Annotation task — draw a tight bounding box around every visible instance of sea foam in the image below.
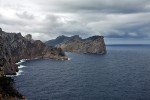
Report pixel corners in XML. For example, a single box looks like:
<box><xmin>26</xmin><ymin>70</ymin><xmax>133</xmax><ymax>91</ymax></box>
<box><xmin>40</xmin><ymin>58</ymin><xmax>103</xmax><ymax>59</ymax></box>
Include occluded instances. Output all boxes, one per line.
<box><xmin>15</xmin><ymin>59</ymin><xmax>28</xmax><ymax>76</ymax></box>
<box><xmin>16</xmin><ymin>69</ymin><xmax>23</xmax><ymax>76</ymax></box>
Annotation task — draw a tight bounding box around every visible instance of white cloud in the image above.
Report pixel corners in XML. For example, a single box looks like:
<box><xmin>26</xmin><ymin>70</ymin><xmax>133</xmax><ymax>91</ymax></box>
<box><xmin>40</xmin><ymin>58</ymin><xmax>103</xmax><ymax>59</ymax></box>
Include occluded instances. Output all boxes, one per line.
<box><xmin>0</xmin><ymin>0</ymin><xmax>150</xmax><ymax>44</ymax></box>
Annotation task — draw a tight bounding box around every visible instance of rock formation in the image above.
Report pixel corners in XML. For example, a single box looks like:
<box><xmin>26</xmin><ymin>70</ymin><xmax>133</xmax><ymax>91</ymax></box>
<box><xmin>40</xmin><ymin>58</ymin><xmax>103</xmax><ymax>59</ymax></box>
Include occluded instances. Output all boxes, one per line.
<box><xmin>48</xmin><ymin>35</ymin><xmax>107</xmax><ymax>54</ymax></box>
<box><xmin>0</xmin><ymin>28</ymin><xmax>68</xmax><ymax>75</ymax></box>
<box><xmin>45</xmin><ymin>35</ymin><xmax>70</xmax><ymax>46</ymax></box>
<box><xmin>0</xmin><ymin>28</ymin><xmax>2</xmax><ymax>32</ymax></box>
<box><xmin>24</xmin><ymin>34</ymin><xmax>32</xmax><ymax>41</ymax></box>
<box><xmin>0</xmin><ymin>76</ymin><xmax>26</xmax><ymax>100</ymax></box>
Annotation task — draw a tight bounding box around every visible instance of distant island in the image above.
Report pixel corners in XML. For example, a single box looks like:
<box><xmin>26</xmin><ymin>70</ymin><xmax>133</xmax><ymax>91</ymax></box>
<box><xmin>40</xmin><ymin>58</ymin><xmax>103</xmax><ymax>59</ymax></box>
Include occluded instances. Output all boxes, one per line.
<box><xmin>46</xmin><ymin>35</ymin><xmax>106</xmax><ymax>54</ymax></box>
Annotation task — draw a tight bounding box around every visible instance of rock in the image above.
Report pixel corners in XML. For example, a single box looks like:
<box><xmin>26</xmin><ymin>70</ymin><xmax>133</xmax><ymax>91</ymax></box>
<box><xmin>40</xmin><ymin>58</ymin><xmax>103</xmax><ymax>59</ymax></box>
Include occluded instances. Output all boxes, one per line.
<box><xmin>24</xmin><ymin>34</ymin><xmax>32</xmax><ymax>41</ymax></box>
<box><xmin>45</xmin><ymin>35</ymin><xmax>70</xmax><ymax>46</ymax></box>
<box><xmin>0</xmin><ymin>76</ymin><xmax>26</xmax><ymax>100</ymax></box>
<box><xmin>0</xmin><ymin>28</ymin><xmax>68</xmax><ymax>75</ymax></box>
<box><xmin>0</xmin><ymin>28</ymin><xmax>2</xmax><ymax>32</ymax></box>
<box><xmin>55</xmin><ymin>35</ymin><xmax>106</xmax><ymax>54</ymax></box>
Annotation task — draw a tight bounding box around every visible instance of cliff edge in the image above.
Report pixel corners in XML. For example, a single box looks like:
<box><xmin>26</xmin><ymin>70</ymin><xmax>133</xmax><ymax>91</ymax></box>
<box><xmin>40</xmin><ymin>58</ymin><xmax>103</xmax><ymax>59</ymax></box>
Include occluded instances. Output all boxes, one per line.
<box><xmin>0</xmin><ymin>28</ymin><xmax>68</xmax><ymax>75</ymax></box>
<box><xmin>0</xmin><ymin>28</ymin><xmax>68</xmax><ymax>100</ymax></box>
<box><xmin>0</xmin><ymin>76</ymin><xmax>26</xmax><ymax>100</ymax></box>
<box><xmin>55</xmin><ymin>35</ymin><xmax>106</xmax><ymax>54</ymax></box>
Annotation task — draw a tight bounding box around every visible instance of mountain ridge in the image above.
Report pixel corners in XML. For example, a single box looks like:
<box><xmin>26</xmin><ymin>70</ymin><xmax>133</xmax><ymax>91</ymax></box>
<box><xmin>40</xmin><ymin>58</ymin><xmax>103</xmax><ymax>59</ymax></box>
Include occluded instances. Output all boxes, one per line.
<box><xmin>46</xmin><ymin>35</ymin><xmax>106</xmax><ymax>54</ymax></box>
<box><xmin>0</xmin><ymin>28</ymin><xmax>68</xmax><ymax>75</ymax></box>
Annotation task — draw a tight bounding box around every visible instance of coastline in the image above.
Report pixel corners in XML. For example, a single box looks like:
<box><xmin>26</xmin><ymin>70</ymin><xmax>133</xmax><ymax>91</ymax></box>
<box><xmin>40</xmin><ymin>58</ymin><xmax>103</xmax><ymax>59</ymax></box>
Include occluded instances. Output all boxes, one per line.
<box><xmin>15</xmin><ymin>57</ymin><xmax>68</xmax><ymax>76</ymax></box>
<box><xmin>1</xmin><ymin>57</ymin><xmax>69</xmax><ymax>100</ymax></box>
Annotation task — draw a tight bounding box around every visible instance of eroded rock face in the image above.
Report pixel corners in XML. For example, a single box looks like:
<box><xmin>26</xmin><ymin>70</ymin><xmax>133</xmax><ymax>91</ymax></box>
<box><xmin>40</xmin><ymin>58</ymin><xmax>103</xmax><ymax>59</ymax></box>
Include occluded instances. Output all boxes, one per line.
<box><xmin>0</xmin><ymin>28</ymin><xmax>68</xmax><ymax>75</ymax></box>
<box><xmin>45</xmin><ymin>35</ymin><xmax>70</xmax><ymax>46</ymax></box>
<box><xmin>56</xmin><ymin>35</ymin><xmax>106</xmax><ymax>54</ymax></box>
<box><xmin>0</xmin><ymin>28</ymin><xmax>2</xmax><ymax>32</ymax></box>
<box><xmin>24</xmin><ymin>34</ymin><xmax>32</xmax><ymax>41</ymax></box>
<box><xmin>0</xmin><ymin>77</ymin><xmax>26</xmax><ymax>100</ymax></box>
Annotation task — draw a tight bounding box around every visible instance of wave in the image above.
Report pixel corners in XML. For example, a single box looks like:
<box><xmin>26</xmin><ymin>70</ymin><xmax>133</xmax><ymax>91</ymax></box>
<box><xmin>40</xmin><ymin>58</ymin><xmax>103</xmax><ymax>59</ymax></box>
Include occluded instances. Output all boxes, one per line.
<box><xmin>6</xmin><ymin>70</ymin><xmax>24</xmax><ymax>77</ymax></box>
<box><xmin>15</xmin><ymin>59</ymin><xmax>28</xmax><ymax>76</ymax></box>
<box><xmin>16</xmin><ymin>65</ymin><xmax>27</xmax><ymax>76</ymax></box>
<box><xmin>18</xmin><ymin>65</ymin><xmax>26</xmax><ymax>69</ymax></box>
<box><xmin>16</xmin><ymin>69</ymin><xmax>23</xmax><ymax>76</ymax></box>
<box><xmin>16</xmin><ymin>59</ymin><xmax>29</xmax><ymax>65</ymax></box>
<box><xmin>15</xmin><ymin>66</ymin><xmax>26</xmax><ymax>76</ymax></box>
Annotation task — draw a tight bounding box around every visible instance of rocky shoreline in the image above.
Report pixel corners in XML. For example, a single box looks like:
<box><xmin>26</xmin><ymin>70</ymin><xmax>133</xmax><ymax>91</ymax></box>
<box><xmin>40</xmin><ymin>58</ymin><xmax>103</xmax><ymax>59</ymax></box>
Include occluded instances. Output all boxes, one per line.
<box><xmin>46</xmin><ymin>35</ymin><xmax>107</xmax><ymax>54</ymax></box>
<box><xmin>0</xmin><ymin>28</ymin><xmax>68</xmax><ymax>75</ymax></box>
<box><xmin>0</xmin><ymin>76</ymin><xmax>26</xmax><ymax>100</ymax></box>
<box><xmin>0</xmin><ymin>28</ymin><xmax>106</xmax><ymax>100</ymax></box>
<box><xmin>0</xmin><ymin>28</ymin><xmax>68</xmax><ymax>100</ymax></box>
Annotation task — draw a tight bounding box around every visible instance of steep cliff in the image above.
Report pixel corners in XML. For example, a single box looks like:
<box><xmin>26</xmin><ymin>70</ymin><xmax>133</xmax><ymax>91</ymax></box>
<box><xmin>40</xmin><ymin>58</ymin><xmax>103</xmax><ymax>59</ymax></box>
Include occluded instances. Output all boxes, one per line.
<box><xmin>45</xmin><ymin>35</ymin><xmax>69</xmax><ymax>46</ymax></box>
<box><xmin>56</xmin><ymin>35</ymin><xmax>106</xmax><ymax>54</ymax></box>
<box><xmin>0</xmin><ymin>28</ymin><xmax>68</xmax><ymax>75</ymax></box>
<box><xmin>0</xmin><ymin>76</ymin><xmax>26</xmax><ymax>100</ymax></box>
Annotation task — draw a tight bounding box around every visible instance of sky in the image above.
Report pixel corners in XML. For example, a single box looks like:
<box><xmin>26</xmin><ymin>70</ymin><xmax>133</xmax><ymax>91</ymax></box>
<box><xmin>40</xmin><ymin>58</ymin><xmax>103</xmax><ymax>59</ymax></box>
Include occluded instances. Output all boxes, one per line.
<box><xmin>0</xmin><ymin>0</ymin><xmax>150</xmax><ymax>44</ymax></box>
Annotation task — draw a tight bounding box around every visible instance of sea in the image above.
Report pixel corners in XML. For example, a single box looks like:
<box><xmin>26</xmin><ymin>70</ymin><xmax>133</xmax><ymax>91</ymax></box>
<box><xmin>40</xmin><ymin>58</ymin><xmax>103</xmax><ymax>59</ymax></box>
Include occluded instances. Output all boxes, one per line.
<box><xmin>13</xmin><ymin>45</ymin><xmax>150</xmax><ymax>100</ymax></box>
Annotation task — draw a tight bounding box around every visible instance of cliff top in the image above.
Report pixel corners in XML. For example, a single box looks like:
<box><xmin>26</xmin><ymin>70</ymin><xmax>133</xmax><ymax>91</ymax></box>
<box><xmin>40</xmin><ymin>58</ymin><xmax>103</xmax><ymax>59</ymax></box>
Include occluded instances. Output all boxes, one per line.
<box><xmin>24</xmin><ymin>34</ymin><xmax>32</xmax><ymax>41</ymax></box>
<box><xmin>85</xmin><ymin>36</ymin><xmax>104</xmax><ymax>40</ymax></box>
<box><xmin>0</xmin><ymin>28</ymin><xmax>2</xmax><ymax>32</ymax></box>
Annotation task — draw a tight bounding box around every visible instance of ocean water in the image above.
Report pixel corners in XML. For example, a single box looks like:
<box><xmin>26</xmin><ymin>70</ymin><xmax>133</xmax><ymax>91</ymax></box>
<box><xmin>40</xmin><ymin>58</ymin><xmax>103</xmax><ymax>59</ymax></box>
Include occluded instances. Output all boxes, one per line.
<box><xmin>14</xmin><ymin>46</ymin><xmax>150</xmax><ymax>100</ymax></box>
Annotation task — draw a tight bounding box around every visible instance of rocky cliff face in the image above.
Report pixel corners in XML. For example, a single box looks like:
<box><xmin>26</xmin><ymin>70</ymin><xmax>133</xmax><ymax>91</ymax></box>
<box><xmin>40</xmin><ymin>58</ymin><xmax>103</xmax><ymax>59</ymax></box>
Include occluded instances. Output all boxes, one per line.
<box><xmin>56</xmin><ymin>35</ymin><xmax>106</xmax><ymax>54</ymax></box>
<box><xmin>45</xmin><ymin>35</ymin><xmax>70</xmax><ymax>46</ymax></box>
<box><xmin>0</xmin><ymin>28</ymin><xmax>68</xmax><ymax>75</ymax></box>
<box><xmin>0</xmin><ymin>76</ymin><xmax>26</xmax><ymax>100</ymax></box>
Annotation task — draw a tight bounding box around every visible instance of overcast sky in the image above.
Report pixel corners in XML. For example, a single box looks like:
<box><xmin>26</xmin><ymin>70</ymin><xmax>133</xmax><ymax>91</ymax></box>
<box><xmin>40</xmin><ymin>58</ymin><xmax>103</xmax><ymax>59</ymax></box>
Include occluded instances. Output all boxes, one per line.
<box><xmin>0</xmin><ymin>0</ymin><xmax>150</xmax><ymax>44</ymax></box>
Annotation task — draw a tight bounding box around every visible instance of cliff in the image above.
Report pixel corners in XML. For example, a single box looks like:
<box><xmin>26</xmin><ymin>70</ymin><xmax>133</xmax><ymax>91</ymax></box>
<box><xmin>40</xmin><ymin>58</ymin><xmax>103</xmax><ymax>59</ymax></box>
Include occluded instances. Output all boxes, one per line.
<box><xmin>55</xmin><ymin>35</ymin><xmax>106</xmax><ymax>54</ymax></box>
<box><xmin>0</xmin><ymin>76</ymin><xmax>26</xmax><ymax>100</ymax></box>
<box><xmin>45</xmin><ymin>35</ymin><xmax>70</xmax><ymax>46</ymax></box>
<box><xmin>0</xmin><ymin>28</ymin><xmax>68</xmax><ymax>100</ymax></box>
<box><xmin>0</xmin><ymin>28</ymin><xmax>68</xmax><ymax>75</ymax></box>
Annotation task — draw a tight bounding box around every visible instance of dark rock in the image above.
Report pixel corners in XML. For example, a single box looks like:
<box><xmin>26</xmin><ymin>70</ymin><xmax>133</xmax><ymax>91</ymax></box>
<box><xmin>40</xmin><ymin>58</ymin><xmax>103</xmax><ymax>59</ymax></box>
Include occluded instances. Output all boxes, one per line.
<box><xmin>0</xmin><ymin>28</ymin><xmax>2</xmax><ymax>32</ymax></box>
<box><xmin>24</xmin><ymin>34</ymin><xmax>32</xmax><ymax>41</ymax></box>
<box><xmin>0</xmin><ymin>76</ymin><xmax>26</xmax><ymax>100</ymax></box>
<box><xmin>0</xmin><ymin>28</ymin><xmax>68</xmax><ymax>75</ymax></box>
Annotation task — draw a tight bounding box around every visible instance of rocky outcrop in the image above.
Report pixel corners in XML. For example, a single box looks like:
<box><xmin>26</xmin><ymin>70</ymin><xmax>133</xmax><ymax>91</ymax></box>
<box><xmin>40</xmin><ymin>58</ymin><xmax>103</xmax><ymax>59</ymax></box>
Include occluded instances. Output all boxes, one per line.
<box><xmin>0</xmin><ymin>28</ymin><xmax>68</xmax><ymax>75</ymax></box>
<box><xmin>56</xmin><ymin>35</ymin><xmax>106</xmax><ymax>54</ymax></box>
<box><xmin>0</xmin><ymin>28</ymin><xmax>2</xmax><ymax>32</ymax></box>
<box><xmin>24</xmin><ymin>34</ymin><xmax>32</xmax><ymax>41</ymax></box>
<box><xmin>0</xmin><ymin>76</ymin><xmax>26</xmax><ymax>100</ymax></box>
<box><xmin>45</xmin><ymin>35</ymin><xmax>70</xmax><ymax>46</ymax></box>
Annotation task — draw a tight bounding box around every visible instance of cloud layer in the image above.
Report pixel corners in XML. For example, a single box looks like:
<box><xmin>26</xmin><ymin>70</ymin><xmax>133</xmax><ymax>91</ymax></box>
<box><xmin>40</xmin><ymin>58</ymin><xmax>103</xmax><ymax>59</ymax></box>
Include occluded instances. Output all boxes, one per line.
<box><xmin>0</xmin><ymin>0</ymin><xmax>150</xmax><ymax>44</ymax></box>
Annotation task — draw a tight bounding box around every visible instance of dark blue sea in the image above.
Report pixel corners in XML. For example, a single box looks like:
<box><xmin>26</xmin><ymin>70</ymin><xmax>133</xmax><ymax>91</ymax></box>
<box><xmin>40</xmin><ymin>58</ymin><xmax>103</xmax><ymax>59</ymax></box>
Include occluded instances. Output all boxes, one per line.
<box><xmin>14</xmin><ymin>46</ymin><xmax>150</xmax><ymax>100</ymax></box>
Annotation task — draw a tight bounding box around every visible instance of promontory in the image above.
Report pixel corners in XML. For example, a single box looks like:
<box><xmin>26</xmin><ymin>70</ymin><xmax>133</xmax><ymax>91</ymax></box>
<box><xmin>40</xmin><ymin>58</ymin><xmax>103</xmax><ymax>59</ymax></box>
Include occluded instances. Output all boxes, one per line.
<box><xmin>46</xmin><ymin>35</ymin><xmax>106</xmax><ymax>54</ymax></box>
<box><xmin>0</xmin><ymin>28</ymin><xmax>68</xmax><ymax>75</ymax></box>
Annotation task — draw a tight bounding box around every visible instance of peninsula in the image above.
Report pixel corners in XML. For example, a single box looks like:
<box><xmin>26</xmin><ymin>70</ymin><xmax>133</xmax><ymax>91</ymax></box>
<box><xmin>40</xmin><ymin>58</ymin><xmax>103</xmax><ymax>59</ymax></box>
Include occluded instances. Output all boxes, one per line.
<box><xmin>0</xmin><ymin>28</ymin><xmax>67</xmax><ymax>100</ymax></box>
<box><xmin>46</xmin><ymin>35</ymin><xmax>106</xmax><ymax>54</ymax></box>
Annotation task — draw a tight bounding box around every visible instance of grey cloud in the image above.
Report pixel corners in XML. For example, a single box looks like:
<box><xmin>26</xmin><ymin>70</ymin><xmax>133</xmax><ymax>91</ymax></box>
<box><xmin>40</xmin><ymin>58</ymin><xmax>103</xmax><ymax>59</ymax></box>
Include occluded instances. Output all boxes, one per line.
<box><xmin>0</xmin><ymin>17</ymin><xmax>28</xmax><ymax>26</ymax></box>
<box><xmin>35</xmin><ymin>0</ymin><xmax>150</xmax><ymax>14</ymax></box>
<box><xmin>0</xmin><ymin>0</ymin><xmax>150</xmax><ymax>43</ymax></box>
<box><xmin>33</xmin><ymin>14</ymin><xmax>92</xmax><ymax>35</ymax></box>
<box><xmin>16</xmin><ymin>11</ymin><xmax>34</xmax><ymax>20</ymax></box>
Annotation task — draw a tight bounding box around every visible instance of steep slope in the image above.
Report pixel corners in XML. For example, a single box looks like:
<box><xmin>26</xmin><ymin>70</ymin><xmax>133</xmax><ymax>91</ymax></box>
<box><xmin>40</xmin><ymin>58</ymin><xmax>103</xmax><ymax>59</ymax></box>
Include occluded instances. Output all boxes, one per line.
<box><xmin>0</xmin><ymin>76</ymin><xmax>26</xmax><ymax>100</ymax></box>
<box><xmin>45</xmin><ymin>35</ymin><xmax>69</xmax><ymax>46</ymax></box>
<box><xmin>56</xmin><ymin>35</ymin><xmax>106</xmax><ymax>54</ymax></box>
<box><xmin>0</xmin><ymin>28</ymin><xmax>68</xmax><ymax>75</ymax></box>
